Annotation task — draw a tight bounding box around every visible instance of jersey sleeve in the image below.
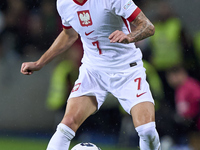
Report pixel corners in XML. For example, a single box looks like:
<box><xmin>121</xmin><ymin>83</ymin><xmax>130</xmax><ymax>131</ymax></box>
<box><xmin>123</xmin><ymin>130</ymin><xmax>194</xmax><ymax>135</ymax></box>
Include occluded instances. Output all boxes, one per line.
<box><xmin>61</xmin><ymin>18</ymin><xmax>72</xmax><ymax>29</ymax></box>
<box><xmin>57</xmin><ymin>0</ymin><xmax>72</xmax><ymax>29</ymax></box>
<box><xmin>111</xmin><ymin>0</ymin><xmax>141</xmax><ymax>22</ymax></box>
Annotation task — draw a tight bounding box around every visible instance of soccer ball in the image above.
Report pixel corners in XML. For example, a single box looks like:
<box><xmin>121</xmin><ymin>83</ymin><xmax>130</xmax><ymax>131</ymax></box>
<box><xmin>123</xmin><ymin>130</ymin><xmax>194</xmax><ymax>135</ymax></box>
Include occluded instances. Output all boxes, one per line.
<box><xmin>71</xmin><ymin>143</ymin><xmax>101</xmax><ymax>150</ymax></box>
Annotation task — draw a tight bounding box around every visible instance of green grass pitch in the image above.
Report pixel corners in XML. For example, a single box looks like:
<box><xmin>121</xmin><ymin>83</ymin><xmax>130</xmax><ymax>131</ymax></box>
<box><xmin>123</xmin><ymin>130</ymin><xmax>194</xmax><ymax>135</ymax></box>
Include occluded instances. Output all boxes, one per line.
<box><xmin>0</xmin><ymin>137</ymin><xmax>138</xmax><ymax>150</ymax></box>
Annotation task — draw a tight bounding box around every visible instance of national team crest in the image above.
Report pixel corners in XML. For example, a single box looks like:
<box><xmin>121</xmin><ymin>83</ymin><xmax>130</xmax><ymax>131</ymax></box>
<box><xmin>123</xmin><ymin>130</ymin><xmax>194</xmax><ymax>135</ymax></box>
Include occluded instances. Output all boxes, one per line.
<box><xmin>77</xmin><ymin>10</ymin><xmax>93</xmax><ymax>27</ymax></box>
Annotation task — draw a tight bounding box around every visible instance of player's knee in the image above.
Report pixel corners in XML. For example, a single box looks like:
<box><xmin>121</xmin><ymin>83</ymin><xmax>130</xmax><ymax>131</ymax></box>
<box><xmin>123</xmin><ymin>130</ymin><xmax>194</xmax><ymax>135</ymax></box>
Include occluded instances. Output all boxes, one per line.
<box><xmin>61</xmin><ymin>115</ymin><xmax>79</xmax><ymax>132</ymax></box>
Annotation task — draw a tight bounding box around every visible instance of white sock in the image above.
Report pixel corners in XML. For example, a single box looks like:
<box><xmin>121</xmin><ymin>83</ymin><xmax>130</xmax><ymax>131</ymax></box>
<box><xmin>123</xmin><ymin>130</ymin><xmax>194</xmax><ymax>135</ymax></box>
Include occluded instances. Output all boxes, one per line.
<box><xmin>46</xmin><ymin>123</ymin><xmax>75</xmax><ymax>150</ymax></box>
<box><xmin>135</xmin><ymin>122</ymin><xmax>161</xmax><ymax>150</ymax></box>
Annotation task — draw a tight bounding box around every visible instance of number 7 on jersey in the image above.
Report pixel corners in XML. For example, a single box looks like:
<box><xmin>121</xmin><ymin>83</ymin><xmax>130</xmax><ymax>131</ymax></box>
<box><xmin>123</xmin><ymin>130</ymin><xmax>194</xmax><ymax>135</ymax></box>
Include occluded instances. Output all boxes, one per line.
<box><xmin>92</xmin><ymin>41</ymin><xmax>102</xmax><ymax>55</ymax></box>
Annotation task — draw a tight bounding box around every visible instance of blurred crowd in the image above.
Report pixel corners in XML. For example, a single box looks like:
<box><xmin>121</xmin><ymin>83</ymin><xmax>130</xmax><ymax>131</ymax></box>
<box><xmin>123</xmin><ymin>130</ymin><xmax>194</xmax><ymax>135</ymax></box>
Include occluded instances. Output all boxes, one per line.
<box><xmin>0</xmin><ymin>0</ymin><xmax>62</xmax><ymax>60</ymax></box>
<box><xmin>1</xmin><ymin>0</ymin><xmax>200</xmax><ymax>150</ymax></box>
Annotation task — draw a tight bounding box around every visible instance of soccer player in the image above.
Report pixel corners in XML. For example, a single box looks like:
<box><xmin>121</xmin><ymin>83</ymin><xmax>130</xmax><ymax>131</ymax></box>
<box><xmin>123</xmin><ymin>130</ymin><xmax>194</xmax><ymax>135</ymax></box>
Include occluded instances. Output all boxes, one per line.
<box><xmin>21</xmin><ymin>0</ymin><xmax>161</xmax><ymax>149</ymax></box>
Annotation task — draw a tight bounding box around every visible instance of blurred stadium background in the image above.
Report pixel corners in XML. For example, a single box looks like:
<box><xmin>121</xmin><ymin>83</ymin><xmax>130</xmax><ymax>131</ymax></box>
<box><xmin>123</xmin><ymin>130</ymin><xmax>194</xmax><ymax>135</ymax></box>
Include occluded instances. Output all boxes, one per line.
<box><xmin>0</xmin><ymin>0</ymin><xmax>200</xmax><ymax>150</ymax></box>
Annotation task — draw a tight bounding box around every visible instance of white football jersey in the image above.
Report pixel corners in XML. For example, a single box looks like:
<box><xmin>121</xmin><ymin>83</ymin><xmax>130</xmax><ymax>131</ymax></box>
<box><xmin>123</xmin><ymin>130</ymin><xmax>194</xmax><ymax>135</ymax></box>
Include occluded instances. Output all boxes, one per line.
<box><xmin>57</xmin><ymin>0</ymin><xmax>143</xmax><ymax>72</ymax></box>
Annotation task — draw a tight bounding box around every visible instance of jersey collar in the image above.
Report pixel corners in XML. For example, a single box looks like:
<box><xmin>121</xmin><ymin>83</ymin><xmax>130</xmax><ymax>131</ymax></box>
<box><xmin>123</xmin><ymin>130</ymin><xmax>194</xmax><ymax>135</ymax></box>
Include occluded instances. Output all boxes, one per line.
<box><xmin>73</xmin><ymin>0</ymin><xmax>88</xmax><ymax>6</ymax></box>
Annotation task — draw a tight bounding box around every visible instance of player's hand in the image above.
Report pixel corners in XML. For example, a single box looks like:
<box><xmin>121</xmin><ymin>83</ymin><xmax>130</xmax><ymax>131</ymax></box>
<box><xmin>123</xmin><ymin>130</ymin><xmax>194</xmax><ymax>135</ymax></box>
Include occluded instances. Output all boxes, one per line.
<box><xmin>109</xmin><ymin>30</ymin><xmax>132</xmax><ymax>44</ymax></box>
<box><xmin>20</xmin><ymin>62</ymin><xmax>42</xmax><ymax>75</ymax></box>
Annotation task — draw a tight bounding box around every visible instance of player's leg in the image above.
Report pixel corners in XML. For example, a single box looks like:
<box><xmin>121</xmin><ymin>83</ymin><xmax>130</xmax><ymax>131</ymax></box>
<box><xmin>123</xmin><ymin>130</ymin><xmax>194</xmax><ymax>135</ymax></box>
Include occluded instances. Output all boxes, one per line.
<box><xmin>46</xmin><ymin>96</ymin><xmax>97</xmax><ymax>150</ymax></box>
<box><xmin>46</xmin><ymin>64</ymin><xmax>107</xmax><ymax>150</ymax></box>
<box><xmin>111</xmin><ymin>63</ymin><xmax>161</xmax><ymax>149</ymax></box>
<box><xmin>61</xmin><ymin>96</ymin><xmax>97</xmax><ymax>132</ymax></box>
<box><xmin>131</xmin><ymin>102</ymin><xmax>161</xmax><ymax>150</ymax></box>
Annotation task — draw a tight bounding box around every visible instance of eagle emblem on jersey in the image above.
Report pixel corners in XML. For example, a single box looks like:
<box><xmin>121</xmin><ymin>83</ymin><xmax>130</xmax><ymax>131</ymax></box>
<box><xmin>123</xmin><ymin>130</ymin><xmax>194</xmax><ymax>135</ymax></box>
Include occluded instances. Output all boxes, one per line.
<box><xmin>77</xmin><ymin>10</ymin><xmax>93</xmax><ymax>27</ymax></box>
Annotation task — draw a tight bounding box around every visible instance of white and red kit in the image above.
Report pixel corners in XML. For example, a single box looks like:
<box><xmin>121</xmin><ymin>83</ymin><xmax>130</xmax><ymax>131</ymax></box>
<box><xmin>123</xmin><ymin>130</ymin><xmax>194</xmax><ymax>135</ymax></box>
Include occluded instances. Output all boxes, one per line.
<box><xmin>57</xmin><ymin>0</ymin><xmax>154</xmax><ymax>113</ymax></box>
<box><xmin>46</xmin><ymin>2</ymin><xmax>159</xmax><ymax>150</ymax></box>
<box><xmin>57</xmin><ymin>0</ymin><xmax>143</xmax><ymax>72</ymax></box>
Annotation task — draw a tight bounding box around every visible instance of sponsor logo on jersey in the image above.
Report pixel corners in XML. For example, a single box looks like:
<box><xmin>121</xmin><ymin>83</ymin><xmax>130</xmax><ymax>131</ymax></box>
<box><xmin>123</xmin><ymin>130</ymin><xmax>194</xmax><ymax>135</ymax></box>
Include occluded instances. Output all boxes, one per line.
<box><xmin>123</xmin><ymin>0</ymin><xmax>134</xmax><ymax>10</ymax></box>
<box><xmin>72</xmin><ymin>83</ymin><xmax>81</xmax><ymax>92</ymax></box>
<box><xmin>77</xmin><ymin>10</ymin><xmax>93</xmax><ymax>27</ymax></box>
<box><xmin>85</xmin><ymin>30</ymin><xmax>94</xmax><ymax>36</ymax></box>
<box><xmin>136</xmin><ymin>92</ymin><xmax>147</xmax><ymax>97</ymax></box>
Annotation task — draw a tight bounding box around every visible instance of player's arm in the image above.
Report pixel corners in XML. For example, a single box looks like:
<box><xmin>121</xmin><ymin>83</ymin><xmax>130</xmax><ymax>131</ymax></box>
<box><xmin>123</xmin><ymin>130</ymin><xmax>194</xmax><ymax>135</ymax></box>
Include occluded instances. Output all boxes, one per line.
<box><xmin>109</xmin><ymin>11</ymin><xmax>155</xmax><ymax>44</ymax></box>
<box><xmin>128</xmin><ymin>11</ymin><xmax>155</xmax><ymax>42</ymax></box>
<box><xmin>21</xmin><ymin>28</ymin><xmax>78</xmax><ymax>75</ymax></box>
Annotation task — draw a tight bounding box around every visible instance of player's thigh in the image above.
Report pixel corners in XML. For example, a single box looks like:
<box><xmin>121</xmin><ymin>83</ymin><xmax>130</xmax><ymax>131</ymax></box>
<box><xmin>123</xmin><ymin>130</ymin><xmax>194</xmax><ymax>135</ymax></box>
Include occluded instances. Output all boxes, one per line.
<box><xmin>61</xmin><ymin>96</ymin><xmax>98</xmax><ymax>131</ymax></box>
<box><xmin>130</xmin><ymin>101</ymin><xmax>155</xmax><ymax>128</ymax></box>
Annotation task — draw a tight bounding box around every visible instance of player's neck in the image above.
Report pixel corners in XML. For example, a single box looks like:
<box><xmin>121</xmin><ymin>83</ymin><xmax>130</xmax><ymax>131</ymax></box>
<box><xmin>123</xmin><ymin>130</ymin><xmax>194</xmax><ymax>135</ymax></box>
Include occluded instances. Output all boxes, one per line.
<box><xmin>76</xmin><ymin>0</ymin><xmax>85</xmax><ymax>3</ymax></box>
